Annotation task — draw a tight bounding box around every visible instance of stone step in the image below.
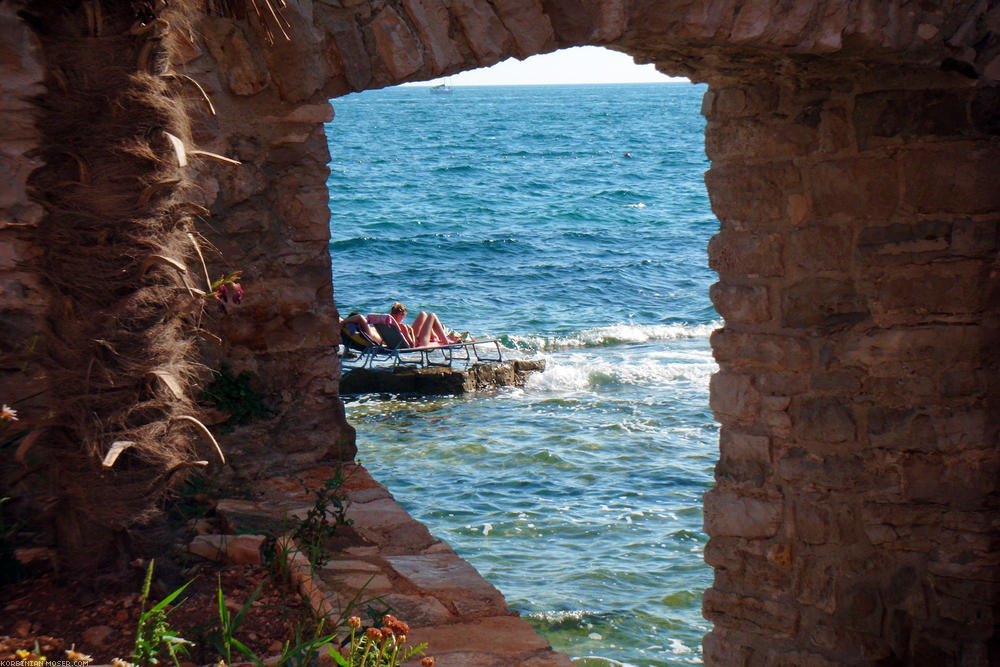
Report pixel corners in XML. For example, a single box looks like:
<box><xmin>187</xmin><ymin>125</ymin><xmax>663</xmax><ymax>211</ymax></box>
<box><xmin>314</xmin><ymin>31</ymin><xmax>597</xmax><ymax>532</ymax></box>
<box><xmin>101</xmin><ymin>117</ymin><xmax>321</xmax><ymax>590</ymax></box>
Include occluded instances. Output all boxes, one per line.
<box><xmin>198</xmin><ymin>463</ymin><xmax>572</xmax><ymax>665</ymax></box>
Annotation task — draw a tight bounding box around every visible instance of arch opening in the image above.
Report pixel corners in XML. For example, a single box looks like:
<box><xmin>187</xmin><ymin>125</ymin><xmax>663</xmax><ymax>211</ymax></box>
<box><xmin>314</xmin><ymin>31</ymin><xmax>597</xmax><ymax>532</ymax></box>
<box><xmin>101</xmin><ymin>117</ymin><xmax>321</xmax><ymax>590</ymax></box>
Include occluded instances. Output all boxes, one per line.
<box><xmin>2</xmin><ymin>1</ymin><xmax>997</xmax><ymax>665</ymax></box>
<box><xmin>327</xmin><ymin>68</ymin><xmax>716</xmax><ymax>663</ymax></box>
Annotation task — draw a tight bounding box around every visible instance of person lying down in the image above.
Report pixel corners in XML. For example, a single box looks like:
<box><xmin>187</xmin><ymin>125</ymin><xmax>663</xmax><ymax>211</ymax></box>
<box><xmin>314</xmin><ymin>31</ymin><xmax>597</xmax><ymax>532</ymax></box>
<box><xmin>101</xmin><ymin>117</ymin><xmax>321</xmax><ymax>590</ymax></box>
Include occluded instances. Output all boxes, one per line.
<box><xmin>340</xmin><ymin>311</ymin><xmax>383</xmax><ymax>346</ymax></box>
<box><xmin>365</xmin><ymin>302</ymin><xmax>464</xmax><ymax>347</ymax></box>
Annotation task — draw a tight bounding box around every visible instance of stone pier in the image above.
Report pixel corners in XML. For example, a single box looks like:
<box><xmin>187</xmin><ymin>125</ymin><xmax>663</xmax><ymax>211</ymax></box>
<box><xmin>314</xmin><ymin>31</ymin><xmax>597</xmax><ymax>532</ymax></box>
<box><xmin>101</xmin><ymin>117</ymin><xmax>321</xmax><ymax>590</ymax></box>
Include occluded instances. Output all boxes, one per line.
<box><xmin>341</xmin><ymin>360</ymin><xmax>546</xmax><ymax>395</ymax></box>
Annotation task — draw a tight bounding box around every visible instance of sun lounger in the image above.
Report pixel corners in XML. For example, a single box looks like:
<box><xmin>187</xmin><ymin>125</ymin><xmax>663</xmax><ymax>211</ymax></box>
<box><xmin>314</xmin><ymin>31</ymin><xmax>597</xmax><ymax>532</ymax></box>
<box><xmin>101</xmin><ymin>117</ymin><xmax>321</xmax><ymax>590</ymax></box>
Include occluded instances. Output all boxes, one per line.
<box><xmin>340</xmin><ymin>322</ymin><xmax>502</xmax><ymax>370</ymax></box>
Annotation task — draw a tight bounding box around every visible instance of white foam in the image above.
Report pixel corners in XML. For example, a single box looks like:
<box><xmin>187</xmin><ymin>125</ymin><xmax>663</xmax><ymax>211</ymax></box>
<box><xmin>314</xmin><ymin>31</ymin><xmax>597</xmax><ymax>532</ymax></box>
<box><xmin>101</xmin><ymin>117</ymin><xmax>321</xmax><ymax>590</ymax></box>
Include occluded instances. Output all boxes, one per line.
<box><xmin>668</xmin><ymin>638</ymin><xmax>693</xmax><ymax>654</ymax></box>
<box><xmin>524</xmin><ymin>354</ymin><xmax>716</xmax><ymax>393</ymax></box>
<box><xmin>528</xmin><ymin>609</ymin><xmax>589</xmax><ymax>623</ymax></box>
<box><xmin>508</xmin><ymin>322</ymin><xmax>719</xmax><ymax>352</ymax></box>
<box><xmin>525</xmin><ymin>364</ymin><xmax>592</xmax><ymax>391</ymax></box>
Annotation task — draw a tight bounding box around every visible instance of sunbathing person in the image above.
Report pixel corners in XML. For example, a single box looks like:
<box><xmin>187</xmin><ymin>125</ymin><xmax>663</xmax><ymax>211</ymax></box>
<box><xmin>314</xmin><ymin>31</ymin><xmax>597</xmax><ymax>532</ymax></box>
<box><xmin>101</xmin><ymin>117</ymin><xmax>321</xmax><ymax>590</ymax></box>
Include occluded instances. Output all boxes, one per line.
<box><xmin>340</xmin><ymin>311</ymin><xmax>383</xmax><ymax>345</ymax></box>
<box><xmin>367</xmin><ymin>302</ymin><xmax>459</xmax><ymax>347</ymax></box>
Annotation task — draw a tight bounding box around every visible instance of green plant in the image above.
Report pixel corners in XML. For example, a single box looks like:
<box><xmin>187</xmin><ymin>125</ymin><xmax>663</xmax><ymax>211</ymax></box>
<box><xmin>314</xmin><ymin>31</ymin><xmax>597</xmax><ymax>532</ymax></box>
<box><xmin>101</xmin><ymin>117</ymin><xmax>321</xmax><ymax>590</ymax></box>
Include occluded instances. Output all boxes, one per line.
<box><xmin>292</xmin><ymin>469</ymin><xmax>353</xmax><ymax>569</ymax></box>
<box><xmin>131</xmin><ymin>560</ymin><xmax>195</xmax><ymax>667</ymax></box>
<box><xmin>332</xmin><ymin>615</ymin><xmax>430</xmax><ymax>667</ymax></box>
<box><xmin>324</xmin><ymin>575</ymin><xmax>392</xmax><ymax>641</ymax></box>
<box><xmin>258</xmin><ymin>535</ymin><xmax>387</xmax><ymax>643</ymax></box>
<box><xmin>168</xmin><ymin>471</ymin><xmax>218</xmax><ymax>522</ymax></box>
<box><xmin>261</xmin><ymin>529</ymin><xmax>297</xmax><ymax>589</ymax></box>
<box><xmin>14</xmin><ymin>640</ymin><xmax>47</xmax><ymax>664</ymax></box>
<box><xmin>201</xmin><ymin>364</ymin><xmax>272</xmax><ymax>432</ymax></box>
<box><xmin>274</xmin><ymin>619</ymin><xmax>339</xmax><ymax>667</ymax></box>
<box><xmin>360</xmin><ymin>598</ymin><xmax>392</xmax><ymax>630</ymax></box>
<box><xmin>209</xmin><ymin>575</ymin><xmax>263</xmax><ymax>666</ymax></box>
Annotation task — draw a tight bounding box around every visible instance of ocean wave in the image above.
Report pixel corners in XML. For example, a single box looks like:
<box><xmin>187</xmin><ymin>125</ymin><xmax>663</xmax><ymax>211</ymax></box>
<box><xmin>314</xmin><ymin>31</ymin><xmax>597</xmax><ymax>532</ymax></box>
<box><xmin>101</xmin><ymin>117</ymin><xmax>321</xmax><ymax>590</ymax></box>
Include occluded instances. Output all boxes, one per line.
<box><xmin>524</xmin><ymin>358</ymin><xmax>715</xmax><ymax>392</ymax></box>
<box><xmin>504</xmin><ymin>322</ymin><xmax>718</xmax><ymax>352</ymax></box>
<box><xmin>592</xmin><ymin>188</ymin><xmax>640</xmax><ymax>199</ymax></box>
<box><xmin>661</xmin><ymin>590</ymin><xmax>700</xmax><ymax>608</ymax></box>
<box><xmin>525</xmin><ymin>609</ymin><xmax>609</xmax><ymax>628</ymax></box>
<box><xmin>572</xmin><ymin>658</ymin><xmax>636</xmax><ymax>667</ymax></box>
<box><xmin>329</xmin><ymin>236</ymin><xmax>378</xmax><ymax>249</ymax></box>
<box><xmin>431</xmin><ymin>164</ymin><xmax>479</xmax><ymax>173</ymax></box>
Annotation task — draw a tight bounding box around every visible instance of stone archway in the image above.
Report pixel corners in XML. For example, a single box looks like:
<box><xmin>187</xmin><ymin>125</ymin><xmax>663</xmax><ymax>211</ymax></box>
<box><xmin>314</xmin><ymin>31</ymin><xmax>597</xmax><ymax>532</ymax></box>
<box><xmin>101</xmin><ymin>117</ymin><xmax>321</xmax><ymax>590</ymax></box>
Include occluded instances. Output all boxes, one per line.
<box><xmin>2</xmin><ymin>0</ymin><xmax>997</xmax><ymax>663</ymax></box>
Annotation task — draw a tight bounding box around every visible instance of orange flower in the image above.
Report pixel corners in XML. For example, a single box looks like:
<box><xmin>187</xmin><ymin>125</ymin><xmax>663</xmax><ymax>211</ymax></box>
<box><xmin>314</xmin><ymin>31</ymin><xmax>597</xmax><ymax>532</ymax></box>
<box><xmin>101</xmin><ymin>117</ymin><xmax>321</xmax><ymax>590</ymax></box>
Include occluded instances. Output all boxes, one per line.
<box><xmin>365</xmin><ymin>627</ymin><xmax>383</xmax><ymax>641</ymax></box>
<box><xmin>384</xmin><ymin>614</ymin><xmax>410</xmax><ymax>636</ymax></box>
<box><xmin>348</xmin><ymin>616</ymin><xmax>362</xmax><ymax>629</ymax></box>
<box><xmin>421</xmin><ymin>658</ymin><xmax>435</xmax><ymax>667</ymax></box>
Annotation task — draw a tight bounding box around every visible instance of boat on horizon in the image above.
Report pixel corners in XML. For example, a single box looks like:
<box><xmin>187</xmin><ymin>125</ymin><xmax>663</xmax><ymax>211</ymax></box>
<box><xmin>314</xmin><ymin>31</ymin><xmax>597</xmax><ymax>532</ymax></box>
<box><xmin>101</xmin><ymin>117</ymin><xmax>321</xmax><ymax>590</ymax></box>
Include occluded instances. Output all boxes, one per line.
<box><xmin>430</xmin><ymin>82</ymin><xmax>452</xmax><ymax>94</ymax></box>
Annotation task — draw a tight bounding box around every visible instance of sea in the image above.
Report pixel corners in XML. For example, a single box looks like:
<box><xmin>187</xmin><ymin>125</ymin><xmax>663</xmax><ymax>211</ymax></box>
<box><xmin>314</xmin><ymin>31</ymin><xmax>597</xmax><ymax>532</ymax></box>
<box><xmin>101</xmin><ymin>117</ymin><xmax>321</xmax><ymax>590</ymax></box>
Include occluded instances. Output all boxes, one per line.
<box><xmin>325</xmin><ymin>81</ymin><xmax>718</xmax><ymax>666</ymax></box>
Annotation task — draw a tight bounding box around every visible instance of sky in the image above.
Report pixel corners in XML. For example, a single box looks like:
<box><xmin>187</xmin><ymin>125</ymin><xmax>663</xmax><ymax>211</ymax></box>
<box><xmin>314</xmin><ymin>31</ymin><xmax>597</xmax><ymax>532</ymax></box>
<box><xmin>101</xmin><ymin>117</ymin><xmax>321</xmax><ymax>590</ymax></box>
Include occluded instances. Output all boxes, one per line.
<box><xmin>406</xmin><ymin>46</ymin><xmax>687</xmax><ymax>86</ymax></box>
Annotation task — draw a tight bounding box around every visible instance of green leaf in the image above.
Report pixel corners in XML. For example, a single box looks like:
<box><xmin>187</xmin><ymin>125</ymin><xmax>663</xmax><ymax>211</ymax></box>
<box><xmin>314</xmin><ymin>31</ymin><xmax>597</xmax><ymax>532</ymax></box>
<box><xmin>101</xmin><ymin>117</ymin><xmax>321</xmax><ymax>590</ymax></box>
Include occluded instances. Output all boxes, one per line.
<box><xmin>233</xmin><ymin>583</ymin><xmax>263</xmax><ymax>630</ymax></box>
<box><xmin>230</xmin><ymin>637</ymin><xmax>263</xmax><ymax>667</ymax></box>
<box><xmin>140</xmin><ymin>559</ymin><xmax>155</xmax><ymax>606</ymax></box>
<box><xmin>161</xmin><ymin>635</ymin><xmax>194</xmax><ymax>647</ymax></box>
<box><xmin>217</xmin><ymin>576</ymin><xmax>230</xmax><ymax>627</ymax></box>
<box><xmin>149</xmin><ymin>578</ymin><xmax>194</xmax><ymax>613</ymax></box>
<box><xmin>401</xmin><ymin>642</ymin><xmax>428</xmax><ymax>660</ymax></box>
<box><xmin>330</xmin><ymin>650</ymin><xmax>349</xmax><ymax>667</ymax></box>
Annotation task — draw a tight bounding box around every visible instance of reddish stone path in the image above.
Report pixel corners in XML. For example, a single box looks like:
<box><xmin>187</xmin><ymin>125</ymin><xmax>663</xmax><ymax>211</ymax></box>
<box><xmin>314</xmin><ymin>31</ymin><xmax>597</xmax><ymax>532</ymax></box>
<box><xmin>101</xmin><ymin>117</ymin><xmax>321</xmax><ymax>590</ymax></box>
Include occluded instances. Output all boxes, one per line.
<box><xmin>192</xmin><ymin>464</ymin><xmax>573</xmax><ymax>666</ymax></box>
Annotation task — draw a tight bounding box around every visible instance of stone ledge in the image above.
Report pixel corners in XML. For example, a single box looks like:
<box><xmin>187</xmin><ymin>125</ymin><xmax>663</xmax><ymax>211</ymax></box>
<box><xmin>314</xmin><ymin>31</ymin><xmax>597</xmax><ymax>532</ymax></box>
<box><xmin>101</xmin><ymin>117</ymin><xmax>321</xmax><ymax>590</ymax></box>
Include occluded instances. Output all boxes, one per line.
<box><xmin>341</xmin><ymin>360</ymin><xmax>545</xmax><ymax>395</ymax></box>
<box><xmin>193</xmin><ymin>462</ymin><xmax>570</xmax><ymax>665</ymax></box>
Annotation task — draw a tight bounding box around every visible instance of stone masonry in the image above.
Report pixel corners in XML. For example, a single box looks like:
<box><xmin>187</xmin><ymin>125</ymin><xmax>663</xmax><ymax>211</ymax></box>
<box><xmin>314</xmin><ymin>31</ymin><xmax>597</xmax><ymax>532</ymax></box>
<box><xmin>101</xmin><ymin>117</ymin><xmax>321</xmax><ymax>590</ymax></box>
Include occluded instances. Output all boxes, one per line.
<box><xmin>701</xmin><ymin>73</ymin><xmax>999</xmax><ymax>664</ymax></box>
<box><xmin>1</xmin><ymin>0</ymin><xmax>998</xmax><ymax>664</ymax></box>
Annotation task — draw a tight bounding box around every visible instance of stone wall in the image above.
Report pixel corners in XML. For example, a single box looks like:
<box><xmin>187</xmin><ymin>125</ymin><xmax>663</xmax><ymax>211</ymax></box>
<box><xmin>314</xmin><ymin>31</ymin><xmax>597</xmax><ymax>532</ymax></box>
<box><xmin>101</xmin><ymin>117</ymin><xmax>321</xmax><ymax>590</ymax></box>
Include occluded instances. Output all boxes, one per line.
<box><xmin>163</xmin><ymin>0</ymin><xmax>1000</xmax><ymax>465</ymax></box>
<box><xmin>1</xmin><ymin>0</ymin><xmax>997</xmax><ymax>662</ymax></box>
<box><xmin>171</xmin><ymin>17</ymin><xmax>355</xmax><ymax>460</ymax></box>
<box><xmin>701</xmin><ymin>72</ymin><xmax>999</xmax><ymax>664</ymax></box>
<box><xmin>0</xmin><ymin>3</ymin><xmax>46</xmax><ymax>427</ymax></box>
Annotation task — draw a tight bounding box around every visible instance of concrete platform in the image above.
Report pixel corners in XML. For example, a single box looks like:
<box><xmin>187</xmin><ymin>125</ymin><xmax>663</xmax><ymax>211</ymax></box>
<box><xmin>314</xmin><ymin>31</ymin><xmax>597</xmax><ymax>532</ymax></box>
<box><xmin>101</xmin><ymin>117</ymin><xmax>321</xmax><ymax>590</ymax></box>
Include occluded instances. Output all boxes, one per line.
<box><xmin>341</xmin><ymin>360</ymin><xmax>545</xmax><ymax>395</ymax></box>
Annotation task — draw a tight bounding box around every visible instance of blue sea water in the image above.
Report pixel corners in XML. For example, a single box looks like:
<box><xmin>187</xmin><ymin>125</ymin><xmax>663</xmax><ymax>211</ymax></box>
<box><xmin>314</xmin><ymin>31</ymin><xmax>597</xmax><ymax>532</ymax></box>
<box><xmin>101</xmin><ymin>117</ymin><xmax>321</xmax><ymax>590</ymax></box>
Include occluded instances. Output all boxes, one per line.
<box><xmin>326</xmin><ymin>82</ymin><xmax>718</xmax><ymax>666</ymax></box>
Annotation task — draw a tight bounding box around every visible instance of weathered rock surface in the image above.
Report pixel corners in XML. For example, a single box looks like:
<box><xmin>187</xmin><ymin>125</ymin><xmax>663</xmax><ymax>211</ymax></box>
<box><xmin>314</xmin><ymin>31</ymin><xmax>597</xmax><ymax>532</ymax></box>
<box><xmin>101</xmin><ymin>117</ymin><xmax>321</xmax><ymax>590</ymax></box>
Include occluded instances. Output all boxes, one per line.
<box><xmin>702</xmin><ymin>75</ymin><xmax>999</xmax><ymax>665</ymax></box>
<box><xmin>0</xmin><ymin>2</ymin><xmax>46</xmax><ymax>432</ymax></box>
<box><xmin>341</xmin><ymin>359</ymin><xmax>545</xmax><ymax>394</ymax></box>
<box><xmin>188</xmin><ymin>533</ymin><xmax>267</xmax><ymax>564</ymax></box>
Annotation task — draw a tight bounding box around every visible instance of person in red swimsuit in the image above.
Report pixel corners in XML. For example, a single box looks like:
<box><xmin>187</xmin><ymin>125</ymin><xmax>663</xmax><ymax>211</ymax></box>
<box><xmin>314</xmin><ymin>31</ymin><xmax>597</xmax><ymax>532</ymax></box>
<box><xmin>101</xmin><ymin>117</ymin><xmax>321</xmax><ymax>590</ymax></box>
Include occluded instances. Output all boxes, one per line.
<box><xmin>367</xmin><ymin>302</ymin><xmax>458</xmax><ymax>347</ymax></box>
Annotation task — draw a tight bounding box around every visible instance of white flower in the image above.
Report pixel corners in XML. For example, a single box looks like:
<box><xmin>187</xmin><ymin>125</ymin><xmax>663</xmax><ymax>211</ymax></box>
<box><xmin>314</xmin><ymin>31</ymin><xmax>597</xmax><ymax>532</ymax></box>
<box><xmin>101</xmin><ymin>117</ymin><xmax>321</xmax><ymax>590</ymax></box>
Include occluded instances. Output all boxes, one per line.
<box><xmin>66</xmin><ymin>648</ymin><xmax>94</xmax><ymax>664</ymax></box>
<box><xmin>1</xmin><ymin>404</ymin><xmax>17</xmax><ymax>421</ymax></box>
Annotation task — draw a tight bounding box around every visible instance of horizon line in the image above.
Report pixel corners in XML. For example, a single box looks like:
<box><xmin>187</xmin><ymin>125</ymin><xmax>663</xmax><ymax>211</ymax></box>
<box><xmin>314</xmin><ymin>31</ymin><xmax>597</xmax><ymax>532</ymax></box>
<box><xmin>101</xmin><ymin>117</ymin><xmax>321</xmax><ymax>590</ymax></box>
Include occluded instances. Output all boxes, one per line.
<box><xmin>403</xmin><ymin>79</ymin><xmax>694</xmax><ymax>87</ymax></box>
